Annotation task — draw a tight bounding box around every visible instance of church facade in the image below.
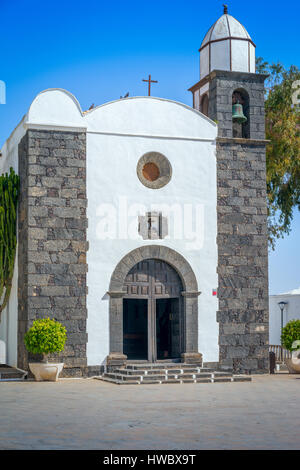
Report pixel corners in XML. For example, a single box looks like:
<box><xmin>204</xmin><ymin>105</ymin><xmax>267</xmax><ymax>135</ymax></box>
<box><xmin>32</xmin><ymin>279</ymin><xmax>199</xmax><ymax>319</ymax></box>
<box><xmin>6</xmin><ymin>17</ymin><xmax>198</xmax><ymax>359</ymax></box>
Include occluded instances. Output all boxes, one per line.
<box><xmin>0</xmin><ymin>7</ymin><xmax>269</xmax><ymax>376</ymax></box>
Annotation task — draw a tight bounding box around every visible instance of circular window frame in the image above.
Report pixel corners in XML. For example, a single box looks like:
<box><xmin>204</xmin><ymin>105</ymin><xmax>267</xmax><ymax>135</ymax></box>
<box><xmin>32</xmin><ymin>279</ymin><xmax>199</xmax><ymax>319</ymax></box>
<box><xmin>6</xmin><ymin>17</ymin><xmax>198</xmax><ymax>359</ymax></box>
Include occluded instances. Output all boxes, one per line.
<box><xmin>137</xmin><ymin>152</ymin><xmax>172</xmax><ymax>189</ymax></box>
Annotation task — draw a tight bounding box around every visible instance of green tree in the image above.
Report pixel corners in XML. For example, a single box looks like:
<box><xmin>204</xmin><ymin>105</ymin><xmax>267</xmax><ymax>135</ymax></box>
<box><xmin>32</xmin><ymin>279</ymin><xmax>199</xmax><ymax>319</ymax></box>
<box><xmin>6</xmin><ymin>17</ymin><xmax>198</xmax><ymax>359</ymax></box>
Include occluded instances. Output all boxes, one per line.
<box><xmin>281</xmin><ymin>319</ymin><xmax>300</xmax><ymax>352</ymax></box>
<box><xmin>256</xmin><ymin>57</ymin><xmax>300</xmax><ymax>249</ymax></box>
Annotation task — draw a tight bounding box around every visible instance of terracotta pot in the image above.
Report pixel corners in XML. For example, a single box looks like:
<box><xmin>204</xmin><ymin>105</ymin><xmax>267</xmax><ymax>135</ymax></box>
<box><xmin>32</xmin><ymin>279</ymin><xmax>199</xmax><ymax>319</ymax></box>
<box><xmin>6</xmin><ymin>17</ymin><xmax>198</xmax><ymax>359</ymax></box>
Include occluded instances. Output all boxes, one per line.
<box><xmin>284</xmin><ymin>353</ymin><xmax>300</xmax><ymax>374</ymax></box>
<box><xmin>29</xmin><ymin>362</ymin><xmax>64</xmax><ymax>382</ymax></box>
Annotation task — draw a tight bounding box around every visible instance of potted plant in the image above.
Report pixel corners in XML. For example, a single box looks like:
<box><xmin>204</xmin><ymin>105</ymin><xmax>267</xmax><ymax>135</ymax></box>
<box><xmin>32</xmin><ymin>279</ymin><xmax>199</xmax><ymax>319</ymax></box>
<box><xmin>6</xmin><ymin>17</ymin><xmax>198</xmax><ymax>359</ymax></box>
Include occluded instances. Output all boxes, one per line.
<box><xmin>25</xmin><ymin>318</ymin><xmax>67</xmax><ymax>381</ymax></box>
<box><xmin>281</xmin><ymin>319</ymin><xmax>300</xmax><ymax>374</ymax></box>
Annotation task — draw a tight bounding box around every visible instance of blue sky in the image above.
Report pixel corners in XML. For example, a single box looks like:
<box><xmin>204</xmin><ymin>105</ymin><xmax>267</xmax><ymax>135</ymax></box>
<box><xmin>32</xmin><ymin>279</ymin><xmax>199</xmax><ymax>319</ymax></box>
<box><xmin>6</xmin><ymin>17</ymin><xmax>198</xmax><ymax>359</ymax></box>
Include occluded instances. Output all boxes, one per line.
<box><xmin>0</xmin><ymin>0</ymin><xmax>299</xmax><ymax>294</ymax></box>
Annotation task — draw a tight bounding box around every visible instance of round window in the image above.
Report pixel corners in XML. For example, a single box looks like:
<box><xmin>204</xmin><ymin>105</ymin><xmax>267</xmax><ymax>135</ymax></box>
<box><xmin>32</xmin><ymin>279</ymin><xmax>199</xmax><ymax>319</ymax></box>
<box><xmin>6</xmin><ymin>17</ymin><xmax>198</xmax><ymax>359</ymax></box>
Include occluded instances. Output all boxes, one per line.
<box><xmin>142</xmin><ymin>162</ymin><xmax>160</xmax><ymax>182</ymax></box>
<box><xmin>137</xmin><ymin>152</ymin><xmax>172</xmax><ymax>189</ymax></box>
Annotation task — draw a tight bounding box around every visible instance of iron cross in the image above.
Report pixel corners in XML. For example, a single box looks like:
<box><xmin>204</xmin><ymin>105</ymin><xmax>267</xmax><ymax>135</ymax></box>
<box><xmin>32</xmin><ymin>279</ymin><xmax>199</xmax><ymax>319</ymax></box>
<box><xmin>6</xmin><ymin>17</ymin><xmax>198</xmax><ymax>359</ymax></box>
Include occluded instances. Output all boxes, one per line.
<box><xmin>142</xmin><ymin>74</ymin><xmax>158</xmax><ymax>96</ymax></box>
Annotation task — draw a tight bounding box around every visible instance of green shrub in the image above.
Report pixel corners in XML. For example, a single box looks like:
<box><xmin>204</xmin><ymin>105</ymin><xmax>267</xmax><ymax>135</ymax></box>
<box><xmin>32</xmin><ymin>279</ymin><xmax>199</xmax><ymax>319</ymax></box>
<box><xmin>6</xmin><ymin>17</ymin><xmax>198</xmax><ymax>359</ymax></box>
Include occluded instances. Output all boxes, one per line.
<box><xmin>281</xmin><ymin>319</ymin><xmax>300</xmax><ymax>352</ymax></box>
<box><xmin>25</xmin><ymin>318</ymin><xmax>67</xmax><ymax>360</ymax></box>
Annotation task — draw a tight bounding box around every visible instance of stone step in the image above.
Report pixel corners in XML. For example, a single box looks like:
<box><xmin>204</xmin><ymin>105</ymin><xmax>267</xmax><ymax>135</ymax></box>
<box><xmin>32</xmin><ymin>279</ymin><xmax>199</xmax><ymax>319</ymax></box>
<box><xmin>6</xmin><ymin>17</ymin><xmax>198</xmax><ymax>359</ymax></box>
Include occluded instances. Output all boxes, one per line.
<box><xmin>113</xmin><ymin>368</ymin><xmax>182</xmax><ymax>375</ymax></box>
<box><xmin>170</xmin><ymin>373</ymin><xmax>217</xmax><ymax>379</ymax></box>
<box><xmin>96</xmin><ymin>373</ymin><xmax>251</xmax><ymax>385</ymax></box>
<box><xmin>142</xmin><ymin>375</ymin><xmax>169</xmax><ymax>382</ymax></box>
<box><xmin>114</xmin><ymin>367</ymin><xmax>214</xmax><ymax>376</ymax></box>
<box><xmin>0</xmin><ymin>366</ymin><xmax>27</xmax><ymax>381</ymax></box>
<box><xmin>126</xmin><ymin>363</ymin><xmax>203</xmax><ymax>370</ymax></box>
<box><xmin>211</xmin><ymin>377</ymin><xmax>232</xmax><ymax>383</ymax></box>
<box><xmin>195</xmin><ymin>378</ymin><xmax>213</xmax><ymax>383</ymax></box>
<box><xmin>232</xmin><ymin>375</ymin><xmax>252</xmax><ymax>382</ymax></box>
<box><xmin>104</xmin><ymin>373</ymin><xmax>169</xmax><ymax>382</ymax></box>
<box><xmin>94</xmin><ymin>376</ymin><xmax>141</xmax><ymax>385</ymax></box>
<box><xmin>203</xmin><ymin>361</ymin><xmax>219</xmax><ymax>369</ymax></box>
<box><xmin>212</xmin><ymin>371</ymin><xmax>233</xmax><ymax>377</ymax></box>
<box><xmin>125</xmin><ymin>366</ymin><xmax>216</xmax><ymax>374</ymax></box>
<box><xmin>104</xmin><ymin>373</ymin><xmax>143</xmax><ymax>381</ymax></box>
<box><xmin>97</xmin><ymin>362</ymin><xmax>251</xmax><ymax>386</ymax></box>
<box><xmin>139</xmin><ymin>380</ymin><xmax>162</xmax><ymax>384</ymax></box>
<box><xmin>185</xmin><ymin>373</ymin><xmax>213</xmax><ymax>380</ymax></box>
<box><xmin>104</xmin><ymin>371</ymin><xmax>234</xmax><ymax>382</ymax></box>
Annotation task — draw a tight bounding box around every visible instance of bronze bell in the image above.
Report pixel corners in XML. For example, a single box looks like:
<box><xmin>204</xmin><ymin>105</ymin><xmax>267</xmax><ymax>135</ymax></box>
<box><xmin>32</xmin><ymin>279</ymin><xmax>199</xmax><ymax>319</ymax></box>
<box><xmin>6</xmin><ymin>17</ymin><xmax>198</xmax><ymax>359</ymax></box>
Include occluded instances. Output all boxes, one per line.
<box><xmin>232</xmin><ymin>103</ymin><xmax>247</xmax><ymax>124</ymax></box>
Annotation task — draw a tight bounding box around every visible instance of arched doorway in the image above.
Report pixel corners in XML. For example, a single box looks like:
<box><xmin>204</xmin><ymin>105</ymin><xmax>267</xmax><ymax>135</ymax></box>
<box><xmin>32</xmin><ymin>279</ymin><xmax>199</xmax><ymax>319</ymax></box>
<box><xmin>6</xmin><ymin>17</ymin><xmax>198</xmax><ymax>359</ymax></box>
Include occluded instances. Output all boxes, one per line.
<box><xmin>123</xmin><ymin>259</ymin><xmax>183</xmax><ymax>362</ymax></box>
<box><xmin>107</xmin><ymin>246</ymin><xmax>202</xmax><ymax>367</ymax></box>
<box><xmin>200</xmin><ymin>94</ymin><xmax>209</xmax><ymax>117</ymax></box>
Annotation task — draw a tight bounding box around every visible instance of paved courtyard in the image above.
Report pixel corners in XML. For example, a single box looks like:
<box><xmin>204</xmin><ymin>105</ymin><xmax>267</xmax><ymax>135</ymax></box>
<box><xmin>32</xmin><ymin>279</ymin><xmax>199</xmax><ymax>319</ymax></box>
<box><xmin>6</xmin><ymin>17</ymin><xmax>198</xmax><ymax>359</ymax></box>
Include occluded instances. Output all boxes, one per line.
<box><xmin>0</xmin><ymin>373</ymin><xmax>299</xmax><ymax>450</ymax></box>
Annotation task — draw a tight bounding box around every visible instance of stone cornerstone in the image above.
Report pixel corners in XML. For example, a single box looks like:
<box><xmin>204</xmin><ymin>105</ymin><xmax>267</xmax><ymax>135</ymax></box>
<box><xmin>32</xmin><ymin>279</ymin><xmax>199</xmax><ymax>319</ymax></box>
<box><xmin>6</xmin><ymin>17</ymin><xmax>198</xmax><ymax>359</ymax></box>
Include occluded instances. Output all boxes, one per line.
<box><xmin>17</xmin><ymin>129</ymin><xmax>95</xmax><ymax>377</ymax></box>
<box><xmin>209</xmin><ymin>71</ymin><xmax>269</xmax><ymax>374</ymax></box>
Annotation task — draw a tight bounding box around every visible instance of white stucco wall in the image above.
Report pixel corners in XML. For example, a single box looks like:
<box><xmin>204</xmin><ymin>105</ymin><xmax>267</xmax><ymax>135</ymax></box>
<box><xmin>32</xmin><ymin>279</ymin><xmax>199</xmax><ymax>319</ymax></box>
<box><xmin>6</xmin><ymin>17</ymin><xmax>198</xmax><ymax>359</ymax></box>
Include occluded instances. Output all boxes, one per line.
<box><xmin>200</xmin><ymin>38</ymin><xmax>255</xmax><ymax>77</ymax></box>
<box><xmin>200</xmin><ymin>45</ymin><xmax>210</xmax><ymax>80</ymax></box>
<box><xmin>2</xmin><ymin>89</ymin><xmax>219</xmax><ymax>367</ymax></box>
<box><xmin>210</xmin><ymin>39</ymin><xmax>231</xmax><ymax>73</ymax></box>
<box><xmin>231</xmin><ymin>40</ymin><xmax>249</xmax><ymax>72</ymax></box>
<box><xmin>269</xmin><ymin>292</ymin><xmax>300</xmax><ymax>345</ymax></box>
<box><xmin>0</xmin><ymin>253</ymin><xmax>19</xmax><ymax>366</ymax></box>
<box><xmin>200</xmin><ymin>83</ymin><xmax>209</xmax><ymax>96</ymax></box>
<box><xmin>84</xmin><ymin>97</ymin><xmax>219</xmax><ymax>365</ymax></box>
<box><xmin>249</xmin><ymin>44</ymin><xmax>256</xmax><ymax>73</ymax></box>
<box><xmin>0</xmin><ymin>116</ymin><xmax>26</xmax><ymax>366</ymax></box>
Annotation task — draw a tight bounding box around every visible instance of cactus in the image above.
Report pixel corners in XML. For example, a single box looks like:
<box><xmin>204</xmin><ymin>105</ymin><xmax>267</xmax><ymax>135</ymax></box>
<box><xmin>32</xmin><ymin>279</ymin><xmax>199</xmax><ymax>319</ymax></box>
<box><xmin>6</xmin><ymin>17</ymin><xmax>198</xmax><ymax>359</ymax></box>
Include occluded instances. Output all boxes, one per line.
<box><xmin>0</xmin><ymin>167</ymin><xmax>19</xmax><ymax>317</ymax></box>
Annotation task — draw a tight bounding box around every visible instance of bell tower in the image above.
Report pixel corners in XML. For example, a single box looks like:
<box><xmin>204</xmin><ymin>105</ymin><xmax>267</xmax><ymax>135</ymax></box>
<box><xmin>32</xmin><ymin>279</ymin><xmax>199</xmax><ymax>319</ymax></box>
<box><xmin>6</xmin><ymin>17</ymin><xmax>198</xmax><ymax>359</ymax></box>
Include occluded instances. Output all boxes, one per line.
<box><xmin>189</xmin><ymin>6</ymin><xmax>269</xmax><ymax>374</ymax></box>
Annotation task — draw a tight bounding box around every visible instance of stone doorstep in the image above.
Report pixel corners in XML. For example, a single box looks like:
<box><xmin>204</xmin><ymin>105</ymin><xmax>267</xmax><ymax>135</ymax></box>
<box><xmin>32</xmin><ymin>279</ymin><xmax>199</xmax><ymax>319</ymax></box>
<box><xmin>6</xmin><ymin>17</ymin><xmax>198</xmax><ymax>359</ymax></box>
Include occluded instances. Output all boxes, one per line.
<box><xmin>114</xmin><ymin>367</ymin><xmax>211</xmax><ymax>375</ymax></box>
<box><xmin>211</xmin><ymin>377</ymin><xmax>232</xmax><ymax>383</ymax></box>
<box><xmin>142</xmin><ymin>375</ymin><xmax>167</xmax><ymax>382</ymax></box>
<box><xmin>114</xmin><ymin>368</ymin><xmax>184</xmax><ymax>375</ymax></box>
<box><xmin>103</xmin><ymin>371</ymin><xmax>238</xmax><ymax>382</ymax></box>
<box><xmin>160</xmin><ymin>379</ymin><xmax>181</xmax><ymax>384</ymax></box>
<box><xmin>213</xmin><ymin>371</ymin><xmax>234</xmax><ymax>376</ymax></box>
<box><xmin>96</xmin><ymin>362</ymin><xmax>252</xmax><ymax>384</ymax></box>
<box><xmin>232</xmin><ymin>376</ymin><xmax>252</xmax><ymax>382</ymax></box>
<box><xmin>94</xmin><ymin>377</ymin><xmax>141</xmax><ymax>385</ymax></box>
<box><xmin>126</xmin><ymin>364</ymin><xmax>215</xmax><ymax>372</ymax></box>
<box><xmin>126</xmin><ymin>363</ymin><xmax>203</xmax><ymax>370</ymax></box>
<box><xmin>95</xmin><ymin>376</ymin><xmax>251</xmax><ymax>385</ymax></box>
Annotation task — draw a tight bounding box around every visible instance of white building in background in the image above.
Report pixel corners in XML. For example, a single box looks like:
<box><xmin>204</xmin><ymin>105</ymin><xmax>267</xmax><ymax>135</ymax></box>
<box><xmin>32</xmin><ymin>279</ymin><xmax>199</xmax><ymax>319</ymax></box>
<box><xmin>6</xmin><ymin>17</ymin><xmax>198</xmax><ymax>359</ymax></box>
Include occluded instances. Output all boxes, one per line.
<box><xmin>269</xmin><ymin>287</ymin><xmax>300</xmax><ymax>345</ymax></box>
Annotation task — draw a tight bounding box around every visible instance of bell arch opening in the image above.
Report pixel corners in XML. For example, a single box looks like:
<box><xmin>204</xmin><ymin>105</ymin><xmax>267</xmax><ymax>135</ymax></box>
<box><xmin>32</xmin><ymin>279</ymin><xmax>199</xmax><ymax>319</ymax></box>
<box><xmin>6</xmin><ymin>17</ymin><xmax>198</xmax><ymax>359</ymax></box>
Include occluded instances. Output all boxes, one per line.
<box><xmin>200</xmin><ymin>94</ymin><xmax>209</xmax><ymax>117</ymax></box>
<box><xmin>232</xmin><ymin>88</ymin><xmax>250</xmax><ymax>139</ymax></box>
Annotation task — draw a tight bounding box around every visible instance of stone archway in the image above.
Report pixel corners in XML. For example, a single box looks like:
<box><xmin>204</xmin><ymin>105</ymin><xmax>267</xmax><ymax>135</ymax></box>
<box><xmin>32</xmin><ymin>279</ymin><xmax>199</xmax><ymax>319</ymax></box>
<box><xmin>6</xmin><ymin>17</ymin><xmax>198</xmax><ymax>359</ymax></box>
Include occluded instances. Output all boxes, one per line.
<box><xmin>107</xmin><ymin>246</ymin><xmax>202</xmax><ymax>369</ymax></box>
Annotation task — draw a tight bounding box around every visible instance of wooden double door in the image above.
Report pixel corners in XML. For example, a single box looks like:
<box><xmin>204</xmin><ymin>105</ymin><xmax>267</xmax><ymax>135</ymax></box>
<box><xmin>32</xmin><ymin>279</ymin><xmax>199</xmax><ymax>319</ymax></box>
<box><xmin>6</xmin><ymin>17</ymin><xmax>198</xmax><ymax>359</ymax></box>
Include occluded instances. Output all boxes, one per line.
<box><xmin>123</xmin><ymin>259</ymin><xmax>183</xmax><ymax>362</ymax></box>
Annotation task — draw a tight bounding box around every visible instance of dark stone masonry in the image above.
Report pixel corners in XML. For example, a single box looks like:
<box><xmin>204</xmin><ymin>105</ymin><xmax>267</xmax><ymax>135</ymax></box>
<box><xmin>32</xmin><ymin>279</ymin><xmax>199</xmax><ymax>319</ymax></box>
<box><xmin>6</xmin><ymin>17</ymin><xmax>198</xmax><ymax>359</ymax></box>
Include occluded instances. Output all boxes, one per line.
<box><xmin>207</xmin><ymin>70</ymin><xmax>269</xmax><ymax>374</ymax></box>
<box><xmin>17</xmin><ymin>129</ymin><xmax>95</xmax><ymax>377</ymax></box>
<box><xmin>216</xmin><ymin>140</ymin><xmax>269</xmax><ymax>374</ymax></box>
<box><xmin>208</xmin><ymin>70</ymin><xmax>266</xmax><ymax>140</ymax></box>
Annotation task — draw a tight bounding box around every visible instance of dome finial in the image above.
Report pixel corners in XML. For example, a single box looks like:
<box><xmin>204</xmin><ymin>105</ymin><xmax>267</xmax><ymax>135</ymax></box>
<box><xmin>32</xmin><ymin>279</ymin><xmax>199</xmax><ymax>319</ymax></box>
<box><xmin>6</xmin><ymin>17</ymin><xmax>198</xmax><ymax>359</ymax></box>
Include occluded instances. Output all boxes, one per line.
<box><xmin>223</xmin><ymin>4</ymin><xmax>228</xmax><ymax>14</ymax></box>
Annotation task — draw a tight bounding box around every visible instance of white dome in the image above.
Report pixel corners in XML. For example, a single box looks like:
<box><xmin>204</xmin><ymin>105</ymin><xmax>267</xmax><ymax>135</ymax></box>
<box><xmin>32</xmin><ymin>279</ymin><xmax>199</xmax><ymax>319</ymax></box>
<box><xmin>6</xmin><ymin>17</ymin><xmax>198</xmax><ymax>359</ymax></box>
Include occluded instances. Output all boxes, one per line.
<box><xmin>201</xmin><ymin>14</ymin><xmax>252</xmax><ymax>48</ymax></box>
<box><xmin>199</xmin><ymin>9</ymin><xmax>256</xmax><ymax>79</ymax></box>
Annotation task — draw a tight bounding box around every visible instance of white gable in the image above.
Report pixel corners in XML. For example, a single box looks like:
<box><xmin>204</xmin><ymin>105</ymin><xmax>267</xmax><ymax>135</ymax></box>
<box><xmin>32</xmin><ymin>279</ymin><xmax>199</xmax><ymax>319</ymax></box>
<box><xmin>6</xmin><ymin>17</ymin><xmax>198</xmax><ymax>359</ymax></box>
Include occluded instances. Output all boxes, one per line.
<box><xmin>84</xmin><ymin>97</ymin><xmax>217</xmax><ymax>139</ymax></box>
<box><xmin>26</xmin><ymin>89</ymin><xmax>217</xmax><ymax>140</ymax></box>
<box><xmin>27</xmin><ymin>89</ymin><xmax>83</xmax><ymax>128</ymax></box>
